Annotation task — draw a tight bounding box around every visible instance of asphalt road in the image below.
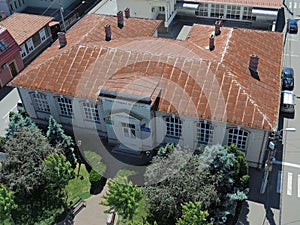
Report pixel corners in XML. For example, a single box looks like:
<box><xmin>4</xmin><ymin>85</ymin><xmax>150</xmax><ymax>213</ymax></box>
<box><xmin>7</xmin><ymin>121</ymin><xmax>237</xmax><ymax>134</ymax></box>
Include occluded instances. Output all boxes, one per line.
<box><xmin>0</xmin><ymin>87</ymin><xmax>20</xmax><ymax>136</ymax></box>
<box><xmin>272</xmin><ymin>0</ymin><xmax>300</xmax><ymax>224</ymax></box>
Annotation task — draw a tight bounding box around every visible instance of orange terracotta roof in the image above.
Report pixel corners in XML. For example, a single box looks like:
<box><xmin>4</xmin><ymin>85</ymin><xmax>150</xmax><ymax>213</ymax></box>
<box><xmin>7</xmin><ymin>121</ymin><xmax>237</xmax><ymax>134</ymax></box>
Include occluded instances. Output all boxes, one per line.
<box><xmin>9</xmin><ymin>14</ymin><xmax>283</xmax><ymax>131</ymax></box>
<box><xmin>186</xmin><ymin>0</ymin><xmax>282</xmax><ymax>9</ymax></box>
<box><xmin>0</xmin><ymin>13</ymin><xmax>53</xmax><ymax>45</ymax></box>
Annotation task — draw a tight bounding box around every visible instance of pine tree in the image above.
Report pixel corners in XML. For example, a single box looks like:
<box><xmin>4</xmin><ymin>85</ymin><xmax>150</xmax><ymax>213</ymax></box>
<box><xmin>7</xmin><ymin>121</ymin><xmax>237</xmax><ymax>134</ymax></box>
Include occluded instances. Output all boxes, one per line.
<box><xmin>47</xmin><ymin>116</ymin><xmax>76</xmax><ymax>167</ymax></box>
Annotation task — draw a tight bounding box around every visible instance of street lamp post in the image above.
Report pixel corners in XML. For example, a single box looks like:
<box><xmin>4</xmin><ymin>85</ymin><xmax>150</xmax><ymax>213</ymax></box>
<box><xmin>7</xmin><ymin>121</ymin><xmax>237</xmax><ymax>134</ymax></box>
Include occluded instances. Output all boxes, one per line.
<box><xmin>77</xmin><ymin>140</ymin><xmax>82</xmax><ymax>177</ymax></box>
<box><xmin>260</xmin><ymin>127</ymin><xmax>296</xmax><ymax>194</ymax></box>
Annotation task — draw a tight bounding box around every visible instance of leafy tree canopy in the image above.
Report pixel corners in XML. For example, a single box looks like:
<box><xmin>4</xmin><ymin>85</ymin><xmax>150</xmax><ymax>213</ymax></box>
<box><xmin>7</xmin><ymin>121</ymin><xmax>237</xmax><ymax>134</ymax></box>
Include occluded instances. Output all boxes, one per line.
<box><xmin>101</xmin><ymin>177</ymin><xmax>143</xmax><ymax>223</ymax></box>
<box><xmin>0</xmin><ymin>184</ymin><xmax>17</xmax><ymax>222</ymax></box>
<box><xmin>176</xmin><ymin>202</ymin><xmax>212</xmax><ymax>225</ymax></box>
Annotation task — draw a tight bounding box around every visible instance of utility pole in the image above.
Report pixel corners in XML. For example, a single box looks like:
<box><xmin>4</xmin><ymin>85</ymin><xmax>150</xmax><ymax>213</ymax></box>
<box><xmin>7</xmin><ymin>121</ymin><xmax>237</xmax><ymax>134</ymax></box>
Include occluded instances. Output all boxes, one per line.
<box><xmin>58</xmin><ymin>0</ymin><xmax>66</xmax><ymax>32</ymax></box>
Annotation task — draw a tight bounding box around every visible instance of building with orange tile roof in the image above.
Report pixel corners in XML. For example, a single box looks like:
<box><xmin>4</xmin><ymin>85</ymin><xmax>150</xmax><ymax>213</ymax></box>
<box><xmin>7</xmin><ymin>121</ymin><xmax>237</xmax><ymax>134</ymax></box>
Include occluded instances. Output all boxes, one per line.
<box><xmin>9</xmin><ymin>13</ymin><xmax>283</xmax><ymax>167</ymax></box>
<box><xmin>0</xmin><ymin>13</ymin><xmax>54</xmax><ymax>65</ymax></box>
<box><xmin>0</xmin><ymin>26</ymin><xmax>24</xmax><ymax>87</ymax></box>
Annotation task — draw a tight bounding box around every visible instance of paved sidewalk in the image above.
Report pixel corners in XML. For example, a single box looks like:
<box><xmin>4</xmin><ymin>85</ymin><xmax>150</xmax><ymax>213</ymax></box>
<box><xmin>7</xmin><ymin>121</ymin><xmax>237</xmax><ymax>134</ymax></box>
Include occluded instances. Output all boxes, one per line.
<box><xmin>74</xmin><ymin>184</ymin><xmax>113</xmax><ymax>225</ymax></box>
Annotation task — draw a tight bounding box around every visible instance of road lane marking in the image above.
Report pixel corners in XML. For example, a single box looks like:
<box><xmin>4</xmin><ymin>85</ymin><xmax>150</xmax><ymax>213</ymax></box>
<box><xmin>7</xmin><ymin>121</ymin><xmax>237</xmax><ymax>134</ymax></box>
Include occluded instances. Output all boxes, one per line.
<box><xmin>273</xmin><ymin>161</ymin><xmax>300</xmax><ymax>169</ymax></box>
<box><xmin>289</xmin><ymin>2</ymin><xmax>292</xmax><ymax>8</ymax></box>
<box><xmin>298</xmin><ymin>175</ymin><xmax>300</xmax><ymax>198</ymax></box>
<box><xmin>287</xmin><ymin>172</ymin><xmax>293</xmax><ymax>196</ymax></box>
<box><xmin>277</xmin><ymin>171</ymin><xmax>283</xmax><ymax>193</ymax></box>
<box><xmin>295</xmin><ymin>2</ymin><xmax>297</xmax><ymax>9</ymax></box>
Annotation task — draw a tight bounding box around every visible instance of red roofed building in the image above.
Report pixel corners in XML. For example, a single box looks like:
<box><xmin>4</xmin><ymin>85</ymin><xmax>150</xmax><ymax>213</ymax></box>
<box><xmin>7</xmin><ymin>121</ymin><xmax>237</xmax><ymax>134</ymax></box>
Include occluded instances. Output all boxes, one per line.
<box><xmin>0</xmin><ymin>26</ymin><xmax>24</xmax><ymax>88</ymax></box>
<box><xmin>9</xmin><ymin>13</ymin><xmax>284</xmax><ymax>167</ymax></box>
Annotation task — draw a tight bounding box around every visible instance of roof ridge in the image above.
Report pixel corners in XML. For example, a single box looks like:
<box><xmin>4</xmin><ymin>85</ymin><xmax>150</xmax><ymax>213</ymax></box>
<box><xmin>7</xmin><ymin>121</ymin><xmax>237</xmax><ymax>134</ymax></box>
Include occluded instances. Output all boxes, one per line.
<box><xmin>227</xmin><ymin>71</ymin><xmax>274</xmax><ymax>130</ymax></box>
<box><xmin>220</xmin><ymin>28</ymin><xmax>233</xmax><ymax>63</ymax></box>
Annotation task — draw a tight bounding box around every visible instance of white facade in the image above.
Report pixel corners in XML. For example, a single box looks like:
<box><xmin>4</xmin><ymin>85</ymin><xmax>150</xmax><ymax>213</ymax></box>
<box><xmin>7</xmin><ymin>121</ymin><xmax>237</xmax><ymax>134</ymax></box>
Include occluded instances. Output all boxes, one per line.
<box><xmin>18</xmin><ymin>87</ymin><xmax>269</xmax><ymax>168</ymax></box>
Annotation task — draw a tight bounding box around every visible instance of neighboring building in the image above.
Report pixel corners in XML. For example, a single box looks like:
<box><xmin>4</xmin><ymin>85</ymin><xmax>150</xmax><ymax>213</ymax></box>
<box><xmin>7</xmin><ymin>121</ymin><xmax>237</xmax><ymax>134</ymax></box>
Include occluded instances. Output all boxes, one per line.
<box><xmin>0</xmin><ymin>0</ymin><xmax>81</xmax><ymax>16</ymax></box>
<box><xmin>0</xmin><ymin>13</ymin><xmax>53</xmax><ymax>65</ymax></box>
<box><xmin>176</xmin><ymin>0</ymin><xmax>283</xmax><ymax>29</ymax></box>
<box><xmin>0</xmin><ymin>26</ymin><xmax>23</xmax><ymax>88</ymax></box>
<box><xmin>90</xmin><ymin>0</ymin><xmax>177</xmax><ymax>30</ymax></box>
<box><xmin>9</xmin><ymin>13</ymin><xmax>284</xmax><ymax>168</ymax></box>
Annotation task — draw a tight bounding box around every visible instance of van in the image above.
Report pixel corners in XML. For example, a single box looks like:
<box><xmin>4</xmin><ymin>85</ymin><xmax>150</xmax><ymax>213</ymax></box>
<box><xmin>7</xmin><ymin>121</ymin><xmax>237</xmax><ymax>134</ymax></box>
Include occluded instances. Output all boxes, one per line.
<box><xmin>281</xmin><ymin>90</ymin><xmax>295</xmax><ymax>116</ymax></box>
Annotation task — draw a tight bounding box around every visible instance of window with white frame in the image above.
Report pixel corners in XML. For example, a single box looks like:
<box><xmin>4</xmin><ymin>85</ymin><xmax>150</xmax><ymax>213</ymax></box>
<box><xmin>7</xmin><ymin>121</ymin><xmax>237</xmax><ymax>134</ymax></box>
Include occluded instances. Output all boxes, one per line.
<box><xmin>39</xmin><ymin>28</ymin><xmax>46</xmax><ymax>42</ymax></box>
<box><xmin>121</xmin><ymin>122</ymin><xmax>136</xmax><ymax>138</ymax></box>
<box><xmin>57</xmin><ymin>97</ymin><xmax>73</xmax><ymax>116</ymax></box>
<box><xmin>196</xmin><ymin>3</ymin><xmax>209</xmax><ymax>17</ymax></box>
<box><xmin>226</xmin><ymin>5</ymin><xmax>241</xmax><ymax>20</ymax></box>
<box><xmin>210</xmin><ymin>3</ymin><xmax>224</xmax><ymax>18</ymax></box>
<box><xmin>228</xmin><ymin>128</ymin><xmax>249</xmax><ymax>151</ymax></box>
<box><xmin>0</xmin><ymin>40</ymin><xmax>8</xmax><ymax>52</ymax></box>
<box><xmin>26</xmin><ymin>38</ymin><xmax>34</xmax><ymax>53</ymax></box>
<box><xmin>197</xmin><ymin>120</ymin><xmax>213</xmax><ymax>144</ymax></box>
<box><xmin>165</xmin><ymin>115</ymin><xmax>182</xmax><ymax>138</ymax></box>
<box><xmin>20</xmin><ymin>44</ymin><xmax>27</xmax><ymax>58</ymax></box>
<box><xmin>242</xmin><ymin>7</ymin><xmax>253</xmax><ymax>20</ymax></box>
<box><xmin>31</xmin><ymin>92</ymin><xmax>50</xmax><ymax>112</ymax></box>
<box><xmin>82</xmin><ymin>102</ymin><xmax>100</xmax><ymax>122</ymax></box>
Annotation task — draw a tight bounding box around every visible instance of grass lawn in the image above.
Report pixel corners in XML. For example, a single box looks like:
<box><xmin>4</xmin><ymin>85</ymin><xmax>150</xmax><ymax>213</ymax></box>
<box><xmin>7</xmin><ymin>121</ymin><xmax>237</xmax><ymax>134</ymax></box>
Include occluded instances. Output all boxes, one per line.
<box><xmin>65</xmin><ymin>163</ymin><xmax>91</xmax><ymax>203</ymax></box>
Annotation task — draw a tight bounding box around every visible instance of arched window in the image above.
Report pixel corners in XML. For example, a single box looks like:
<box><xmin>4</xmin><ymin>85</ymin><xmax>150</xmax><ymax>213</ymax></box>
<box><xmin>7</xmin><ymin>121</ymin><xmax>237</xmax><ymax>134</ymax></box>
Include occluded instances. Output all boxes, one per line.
<box><xmin>197</xmin><ymin>120</ymin><xmax>213</xmax><ymax>144</ymax></box>
<box><xmin>228</xmin><ymin>127</ymin><xmax>249</xmax><ymax>151</ymax></box>
<box><xmin>165</xmin><ymin>115</ymin><xmax>182</xmax><ymax>138</ymax></box>
<box><xmin>57</xmin><ymin>97</ymin><xmax>73</xmax><ymax>116</ymax></box>
<box><xmin>82</xmin><ymin>102</ymin><xmax>100</xmax><ymax>122</ymax></box>
<box><xmin>31</xmin><ymin>92</ymin><xmax>50</xmax><ymax>113</ymax></box>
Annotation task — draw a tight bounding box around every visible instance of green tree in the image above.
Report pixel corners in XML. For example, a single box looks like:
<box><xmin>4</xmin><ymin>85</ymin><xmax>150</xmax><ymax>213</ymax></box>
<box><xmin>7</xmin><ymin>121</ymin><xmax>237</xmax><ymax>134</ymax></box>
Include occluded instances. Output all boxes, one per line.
<box><xmin>0</xmin><ymin>136</ymin><xmax>5</xmax><ymax>152</ymax></box>
<box><xmin>0</xmin><ymin>184</ymin><xmax>17</xmax><ymax>223</ymax></box>
<box><xmin>5</xmin><ymin>113</ymin><xmax>36</xmax><ymax>139</ymax></box>
<box><xmin>101</xmin><ymin>177</ymin><xmax>143</xmax><ymax>223</ymax></box>
<box><xmin>0</xmin><ymin>127</ymin><xmax>54</xmax><ymax>194</ymax></box>
<box><xmin>143</xmin><ymin>148</ymin><xmax>219</xmax><ymax>225</ymax></box>
<box><xmin>44</xmin><ymin>153</ymin><xmax>75</xmax><ymax>190</ymax></box>
<box><xmin>176</xmin><ymin>202</ymin><xmax>212</xmax><ymax>225</ymax></box>
<box><xmin>47</xmin><ymin>116</ymin><xmax>76</xmax><ymax>168</ymax></box>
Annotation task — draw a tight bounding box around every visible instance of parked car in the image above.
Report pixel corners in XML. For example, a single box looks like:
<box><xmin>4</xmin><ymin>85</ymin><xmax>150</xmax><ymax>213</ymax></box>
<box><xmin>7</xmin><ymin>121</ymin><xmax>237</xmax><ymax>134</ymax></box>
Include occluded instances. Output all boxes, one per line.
<box><xmin>281</xmin><ymin>90</ymin><xmax>295</xmax><ymax>117</ymax></box>
<box><xmin>17</xmin><ymin>100</ymin><xmax>24</xmax><ymax>111</ymax></box>
<box><xmin>282</xmin><ymin>67</ymin><xmax>294</xmax><ymax>90</ymax></box>
<box><xmin>287</xmin><ymin>18</ymin><xmax>298</xmax><ymax>34</ymax></box>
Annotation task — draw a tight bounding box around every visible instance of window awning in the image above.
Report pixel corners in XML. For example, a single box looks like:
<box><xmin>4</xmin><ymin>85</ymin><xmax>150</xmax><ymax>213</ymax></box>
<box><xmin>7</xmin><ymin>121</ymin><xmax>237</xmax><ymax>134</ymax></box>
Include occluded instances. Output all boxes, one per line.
<box><xmin>183</xmin><ymin>3</ymin><xmax>199</xmax><ymax>9</ymax></box>
<box><xmin>252</xmin><ymin>8</ymin><xmax>278</xmax><ymax>17</ymax></box>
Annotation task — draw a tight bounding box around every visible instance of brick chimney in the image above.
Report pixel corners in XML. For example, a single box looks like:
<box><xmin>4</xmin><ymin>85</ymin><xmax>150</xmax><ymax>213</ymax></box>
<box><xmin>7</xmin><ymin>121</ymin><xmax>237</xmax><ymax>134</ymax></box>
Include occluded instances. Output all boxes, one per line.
<box><xmin>249</xmin><ymin>54</ymin><xmax>260</xmax><ymax>80</ymax></box>
<box><xmin>105</xmin><ymin>24</ymin><xmax>111</xmax><ymax>41</ymax></box>
<box><xmin>125</xmin><ymin>8</ymin><xmax>130</xmax><ymax>19</ymax></box>
<box><xmin>117</xmin><ymin>11</ymin><xmax>124</xmax><ymax>28</ymax></box>
<box><xmin>219</xmin><ymin>16</ymin><xmax>223</xmax><ymax>27</ymax></box>
<box><xmin>215</xmin><ymin>21</ymin><xmax>221</xmax><ymax>36</ymax></box>
<box><xmin>0</xmin><ymin>11</ymin><xmax>6</xmax><ymax>20</ymax></box>
<box><xmin>57</xmin><ymin>32</ymin><xmax>67</xmax><ymax>48</ymax></box>
<box><xmin>249</xmin><ymin>54</ymin><xmax>259</xmax><ymax>71</ymax></box>
<box><xmin>209</xmin><ymin>34</ymin><xmax>215</xmax><ymax>51</ymax></box>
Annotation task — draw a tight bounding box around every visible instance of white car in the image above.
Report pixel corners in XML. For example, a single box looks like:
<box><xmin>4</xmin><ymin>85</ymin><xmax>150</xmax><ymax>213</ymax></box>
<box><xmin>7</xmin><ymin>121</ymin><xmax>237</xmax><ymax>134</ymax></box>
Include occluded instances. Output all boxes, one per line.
<box><xmin>17</xmin><ymin>100</ymin><xmax>24</xmax><ymax>111</ymax></box>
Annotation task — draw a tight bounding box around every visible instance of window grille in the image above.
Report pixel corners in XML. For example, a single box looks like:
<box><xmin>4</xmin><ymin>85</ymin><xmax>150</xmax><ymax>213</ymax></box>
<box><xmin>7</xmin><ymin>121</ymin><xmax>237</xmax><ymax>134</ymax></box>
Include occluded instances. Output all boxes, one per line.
<box><xmin>165</xmin><ymin>116</ymin><xmax>182</xmax><ymax>138</ymax></box>
<box><xmin>31</xmin><ymin>92</ymin><xmax>50</xmax><ymax>112</ymax></box>
<box><xmin>228</xmin><ymin>128</ymin><xmax>249</xmax><ymax>150</ymax></box>
<box><xmin>57</xmin><ymin>97</ymin><xmax>73</xmax><ymax>116</ymax></box>
<box><xmin>197</xmin><ymin>121</ymin><xmax>213</xmax><ymax>144</ymax></box>
<box><xmin>82</xmin><ymin>102</ymin><xmax>100</xmax><ymax>122</ymax></box>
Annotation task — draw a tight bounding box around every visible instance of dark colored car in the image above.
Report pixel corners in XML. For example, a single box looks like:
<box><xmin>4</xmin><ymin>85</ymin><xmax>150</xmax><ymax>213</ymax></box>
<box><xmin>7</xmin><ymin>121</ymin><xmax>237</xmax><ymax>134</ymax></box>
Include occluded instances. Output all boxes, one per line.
<box><xmin>282</xmin><ymin>67</ymin><xmax>294</xmax><ymax>90</ymax></box>
<box><xmin>287</xmin><ymin>18</ymin><xmax>298</xmax><ymax>34</ymax></box>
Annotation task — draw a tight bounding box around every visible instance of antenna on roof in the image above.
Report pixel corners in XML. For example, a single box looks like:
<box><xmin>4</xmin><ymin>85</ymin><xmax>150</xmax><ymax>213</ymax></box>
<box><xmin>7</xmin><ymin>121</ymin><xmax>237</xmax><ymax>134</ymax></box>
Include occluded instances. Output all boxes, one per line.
<box><xmin>58</xmin><ymin>0</ymin><xmax>66</xmax><ymax>32</ymax></box>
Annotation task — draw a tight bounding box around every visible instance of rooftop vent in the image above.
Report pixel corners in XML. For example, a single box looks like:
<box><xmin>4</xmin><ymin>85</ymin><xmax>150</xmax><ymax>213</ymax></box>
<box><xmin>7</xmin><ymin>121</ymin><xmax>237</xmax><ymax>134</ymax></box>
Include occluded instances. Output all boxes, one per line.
<box><xmin>117</xmin><ymin>11</ymin><xmax>124</xmax><ymax>28</ymax></box>
<box><xmin>209</xmin><ymin>34</ymin><xmax>215</xmax><ymax>51</ymax></box>
<box><xmin>57</xmin><ymin>32</ymin><xmax>67</xmax><ymax>48</ymax></box>
<box><xmin>125</xmin><ymin>8</ymin><xmax>130</xmax><ymax>19</ymax></box>
<box><xmin>105</xmin><ymin>24</ymin><xmax>111</xmax><ymax>41</ymax></box>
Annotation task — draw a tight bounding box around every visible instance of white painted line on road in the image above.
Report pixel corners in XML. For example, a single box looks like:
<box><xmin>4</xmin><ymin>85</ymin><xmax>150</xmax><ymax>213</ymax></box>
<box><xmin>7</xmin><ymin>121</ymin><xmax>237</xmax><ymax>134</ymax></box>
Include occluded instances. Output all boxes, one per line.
<box><xmin>277</xmin><ymin>171</ymin><xmax>283</xmax><ymax>193</ymax></box>
<box><xmin>294</xmin><ymin>2</ymin><xmax>297</xmax><ymax>9</ymax></box>
<box><xmin>287</xmin><ymin>172</ymin><xmax>293</xmax><ymax>196</ymax></box>
<box><xmin>298</xmin><ymin>175</ymin><xmax>300</xmax><ymax>198</ymax></box>
<box><xmin>283</xmin><ymin>54</ymin><xmax>299</xmax><ymax>57</ymax></box>
<box><xmin>2</xmin><ymin>105</ymin><xmax>16</xmax><ymax>120</ymax></box>
<box><xmin>289</xmin><ymin>2</ymin><xmax>292</xmax><ymax>8</ymax></box>
<box><xmin>273</xmin><ymin>160</ymin><xmax>300</xmax><ymax>169</ymax></box>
